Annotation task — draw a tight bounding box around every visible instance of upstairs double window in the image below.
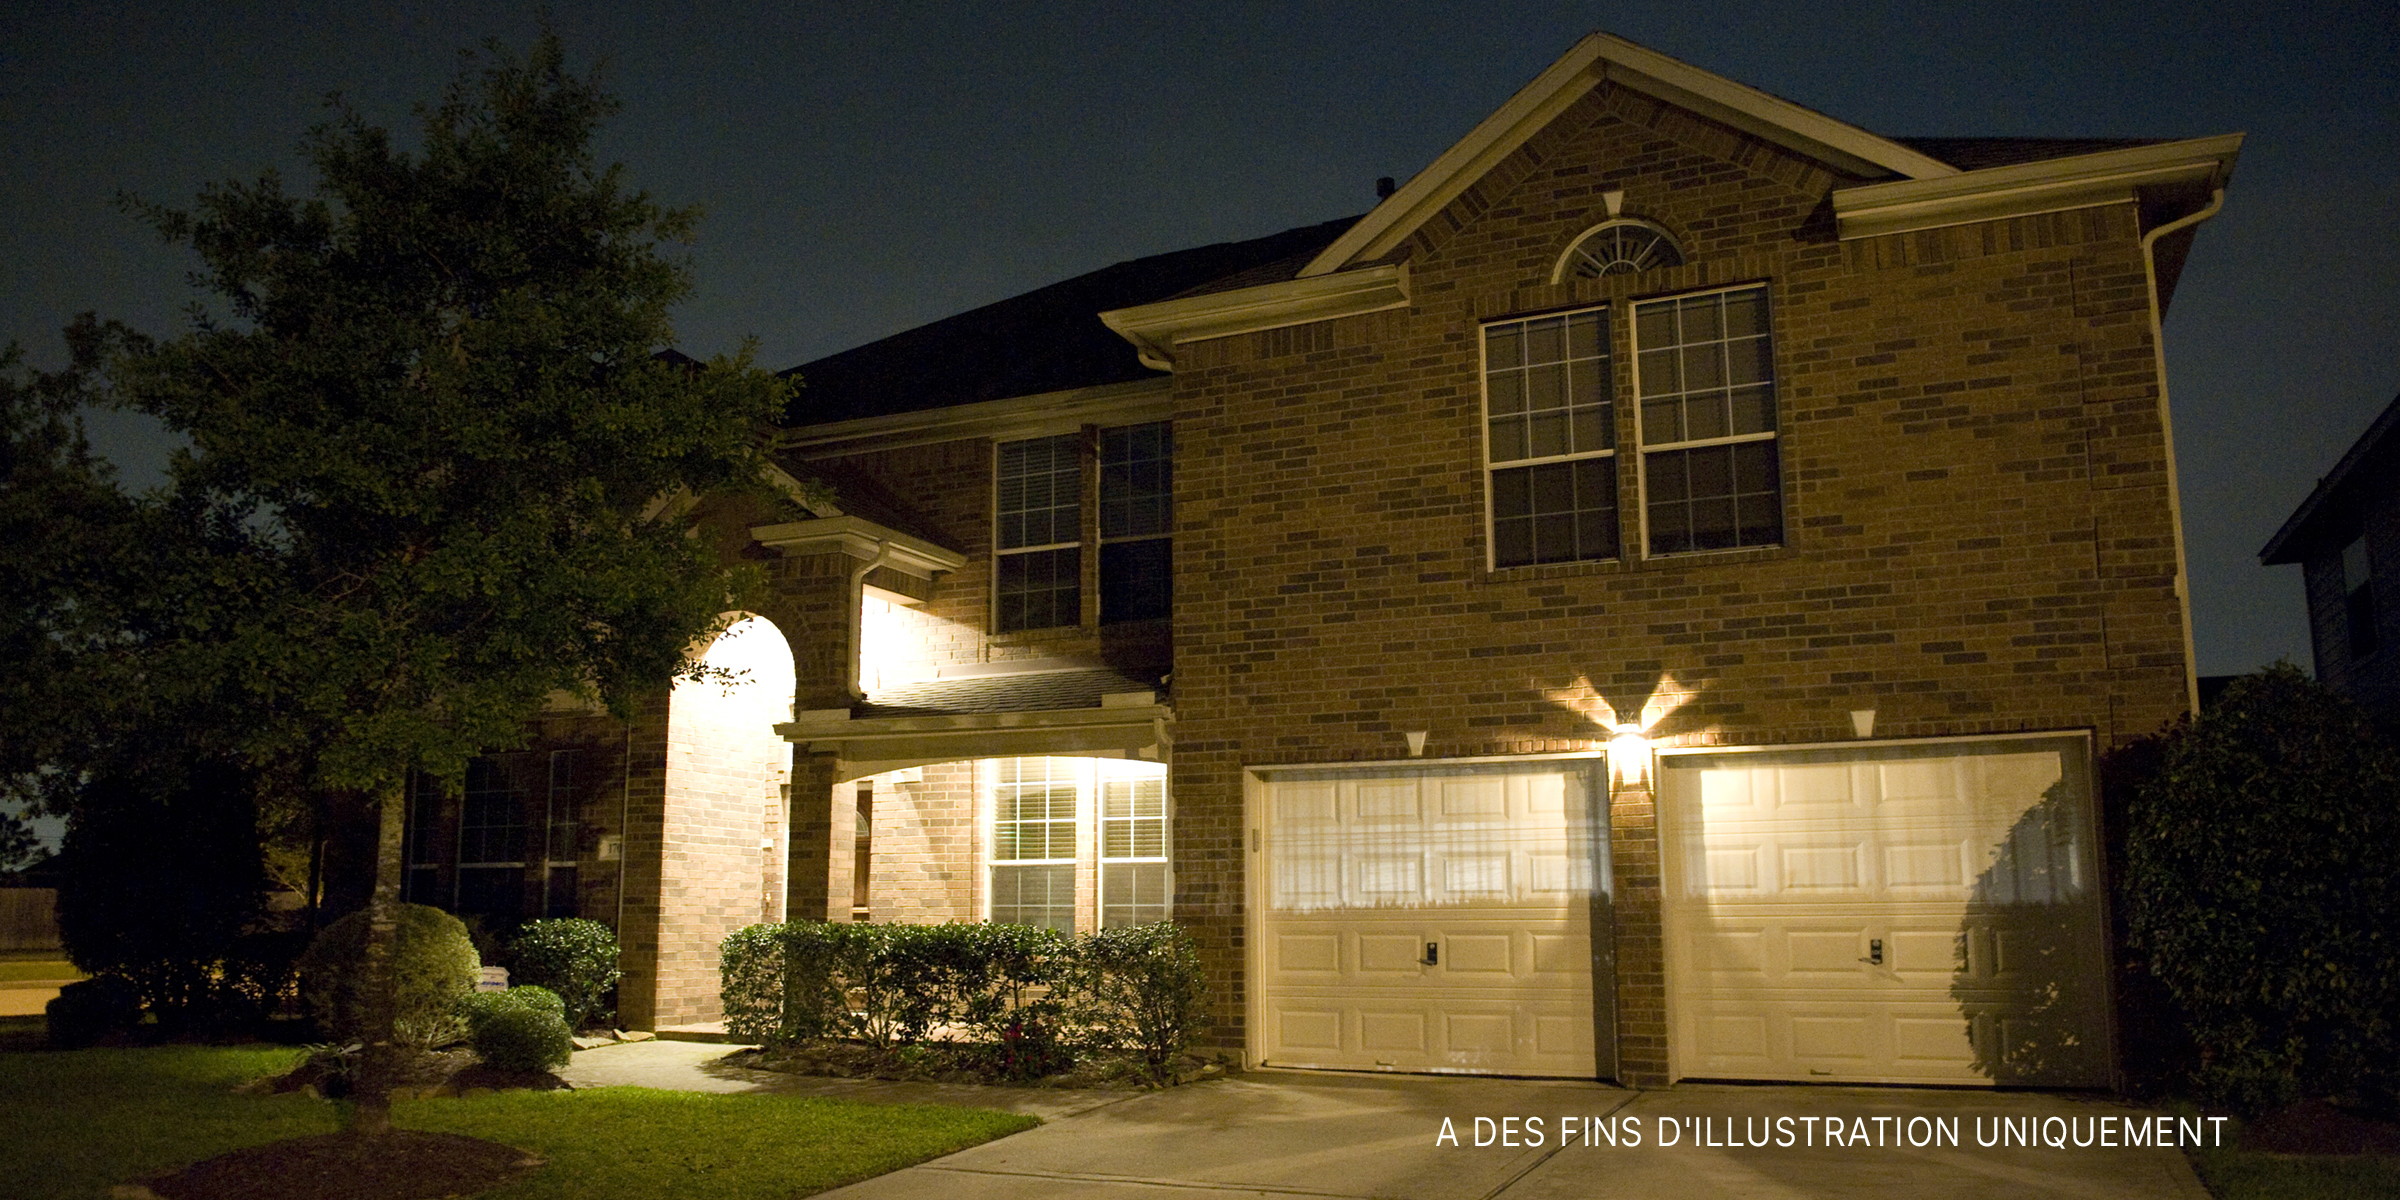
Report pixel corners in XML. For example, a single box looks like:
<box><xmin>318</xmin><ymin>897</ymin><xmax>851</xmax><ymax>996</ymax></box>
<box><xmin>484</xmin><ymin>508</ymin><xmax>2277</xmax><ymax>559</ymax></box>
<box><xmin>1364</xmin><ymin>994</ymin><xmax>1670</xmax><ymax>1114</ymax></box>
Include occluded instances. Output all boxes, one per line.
<box><xmin>1480</xmin><ymin>285</ymin><xmax>1783</xmax><ymax>566</ymax></box>
<box><xmin>995</xmin><ymin>422</ymin><xmax>1172</xmax><ymax>632</ymax></box>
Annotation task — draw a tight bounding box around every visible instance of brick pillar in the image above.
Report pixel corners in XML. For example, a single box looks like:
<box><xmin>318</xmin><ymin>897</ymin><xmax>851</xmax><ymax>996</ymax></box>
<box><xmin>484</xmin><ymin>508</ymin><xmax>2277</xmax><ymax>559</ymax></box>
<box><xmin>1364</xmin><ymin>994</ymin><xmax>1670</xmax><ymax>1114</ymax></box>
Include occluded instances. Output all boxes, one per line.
<box><xmin>1610</xmin><ymin>772</ymin><xmax>1669</xmax><ymax>1087</ymax></box>
<box><xmin>785</xmin><ymin>751</ymin><xmax>843</xmax><ymax>922</ymax></box>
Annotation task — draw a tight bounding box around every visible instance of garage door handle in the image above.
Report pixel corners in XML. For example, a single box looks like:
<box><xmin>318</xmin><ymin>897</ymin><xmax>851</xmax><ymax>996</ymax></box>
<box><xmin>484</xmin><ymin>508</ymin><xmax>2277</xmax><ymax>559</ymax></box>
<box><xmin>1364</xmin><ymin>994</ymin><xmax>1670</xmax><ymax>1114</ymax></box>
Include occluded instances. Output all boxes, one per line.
<box><xmin>1422</xmin><ymin>942</ymin><xmax>1439</xmax><ymax>967</ymax></box>
<box><xmin>1859</xmin><ymin>939</ymin><xmax>1884</xmax><ymax>966</ymax></box>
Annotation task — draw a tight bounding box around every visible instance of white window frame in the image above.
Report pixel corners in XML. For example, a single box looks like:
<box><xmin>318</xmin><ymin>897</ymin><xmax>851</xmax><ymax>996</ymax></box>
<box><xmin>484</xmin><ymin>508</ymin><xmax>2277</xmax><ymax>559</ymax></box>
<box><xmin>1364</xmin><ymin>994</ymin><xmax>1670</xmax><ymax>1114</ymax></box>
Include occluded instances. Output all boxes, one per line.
<box><xmin>987</xmin><ymin>756</ymin><xmax>1082</xmax><ymax>932</ymax></box>
<box><xmin>993</xmin><ymin>433</ymin><xmax>1084</xmax><ymax>633</ymax></box>
<box><xmin>1480</xmin><ymin>304</ymin><xmax>1621</xmax><ymax>570</ymax></box>
<box><xmin>1631</xmin><ymin>283</ymin><xmax>1784</xmax><ymax>559</ymax></box>
<box><xmin>1098</xmin><ymin>760</ymin><xmax>1172</xmax><ymax>928</ymax></box>
<box><xmin>981</xmin><ymin>756</ymin><xmax>1172</xmax><ymax>932</ymax></box>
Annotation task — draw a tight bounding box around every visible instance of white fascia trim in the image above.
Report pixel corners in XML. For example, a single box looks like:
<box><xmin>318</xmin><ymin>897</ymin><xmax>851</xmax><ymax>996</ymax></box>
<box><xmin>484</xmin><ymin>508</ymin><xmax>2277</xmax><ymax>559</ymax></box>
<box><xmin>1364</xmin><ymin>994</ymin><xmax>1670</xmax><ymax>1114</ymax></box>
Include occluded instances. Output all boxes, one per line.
<box><xmin>1098</xmin><ymin>262</ymin><xmax>1410</xmax><ymax>370</ymax></box>
<box><xmin>748</xmin><ymin>514</ymin><xmax>966</xmax><ymax>579</ymax></box>
<box><xmin>777</xmin><ymin>705</ymin><xmax>1175</xmax><ymax>782</ymax></box>
<box><xmin>1833</xmin><ymin>134</ymin><xmax>2244</xmax><ymax>240</ymax></box>
<box><xmin>779</xmin><ymin>704</ymin><xmax>1172</xmax><ymax>742</ymax></box>
<box><xmin>1299</xmin><ymin>33</ymin><xmax>1957</xmax><ymax>277</ymax></box>
<box><xmin>777</xmin><ymin>377</ymin><xmax>1170</xmax><ymax>456</ymax></box>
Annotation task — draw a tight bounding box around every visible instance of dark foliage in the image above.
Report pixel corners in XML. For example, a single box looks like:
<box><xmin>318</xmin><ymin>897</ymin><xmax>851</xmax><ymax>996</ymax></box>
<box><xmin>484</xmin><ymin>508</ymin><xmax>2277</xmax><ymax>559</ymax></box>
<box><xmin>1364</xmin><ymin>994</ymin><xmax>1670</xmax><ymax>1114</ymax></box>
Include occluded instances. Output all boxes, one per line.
<box><xmin>505</xmin><ymin>918</ymin><xmax>622</xmax><ymax>1030</ymax></box>
<box><xmin>53</xmin><ymin>757</ymin><xmax>271</xmax><ymax>1031</ymax></box>
<box><xmin>2121</xmin><ymin>664</ymin><xmax>2400</xmax><ymax>1111</ymax></box>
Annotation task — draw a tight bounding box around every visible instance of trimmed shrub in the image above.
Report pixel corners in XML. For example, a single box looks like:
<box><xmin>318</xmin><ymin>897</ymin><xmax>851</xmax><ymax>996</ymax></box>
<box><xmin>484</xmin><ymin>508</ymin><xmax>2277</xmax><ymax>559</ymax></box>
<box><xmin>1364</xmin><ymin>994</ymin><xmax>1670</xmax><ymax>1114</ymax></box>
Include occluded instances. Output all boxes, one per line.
<box><xmin>460</xmin><ymin>985</ymin><xmax>573</xmax><ymax>1072</ymax></box>
<box><xmin>508</xmin><ymin>918</ymin><xmax>622</xmax><ymax>1030</ymax></box>
<box><xmin>2122</xmin><ymin>665</ymin><xmax>2400</xmax><ymax>1110</ymax></box>
<box><xmin>1074</xmin><ymin>922</ymin><xmax>1209</xmax><ymax>1079</ymax></box>
<box><xmin>296</xmin><ymin>903</ymin><xmax>480</xmax><ymax>1049</ymax></box>
<box><xmin>45</xmin><ymin>975</ymin><xmax>145</xmax><ymax>1049</ymax></box>
<box><xmin>719</xmin><ymin>919</ymin><xmax>1205</xmax><ymax>1081</ymax></box>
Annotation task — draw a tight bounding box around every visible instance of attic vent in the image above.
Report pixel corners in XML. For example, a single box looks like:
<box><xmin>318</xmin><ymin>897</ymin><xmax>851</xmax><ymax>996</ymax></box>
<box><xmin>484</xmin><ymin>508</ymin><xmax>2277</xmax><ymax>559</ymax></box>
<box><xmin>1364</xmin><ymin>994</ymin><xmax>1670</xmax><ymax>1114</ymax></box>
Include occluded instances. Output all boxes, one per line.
<box><xmin>1554</xmin><ymin>219</ymin><xmax>1684</xmax><ymax>282</ymax></box>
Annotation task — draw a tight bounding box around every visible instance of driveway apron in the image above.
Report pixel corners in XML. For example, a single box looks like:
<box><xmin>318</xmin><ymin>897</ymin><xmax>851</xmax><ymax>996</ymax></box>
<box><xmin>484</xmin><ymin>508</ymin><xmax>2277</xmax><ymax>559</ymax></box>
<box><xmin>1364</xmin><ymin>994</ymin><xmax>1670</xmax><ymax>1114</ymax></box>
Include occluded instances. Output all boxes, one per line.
<box><xmin>814</xmin><ymin>1069</ymin><xmax>2215</xmax><ymax>1200</ymax></box>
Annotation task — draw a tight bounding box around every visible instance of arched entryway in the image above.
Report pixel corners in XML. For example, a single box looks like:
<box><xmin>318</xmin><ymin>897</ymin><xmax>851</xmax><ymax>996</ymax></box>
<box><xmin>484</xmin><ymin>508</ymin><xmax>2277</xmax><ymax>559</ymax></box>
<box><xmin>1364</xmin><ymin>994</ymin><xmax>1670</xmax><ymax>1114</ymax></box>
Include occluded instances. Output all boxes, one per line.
<box><xmin>651</xmin><ymin>614</ymin><xmax>796</xmax><ymax>1025</ymax></box>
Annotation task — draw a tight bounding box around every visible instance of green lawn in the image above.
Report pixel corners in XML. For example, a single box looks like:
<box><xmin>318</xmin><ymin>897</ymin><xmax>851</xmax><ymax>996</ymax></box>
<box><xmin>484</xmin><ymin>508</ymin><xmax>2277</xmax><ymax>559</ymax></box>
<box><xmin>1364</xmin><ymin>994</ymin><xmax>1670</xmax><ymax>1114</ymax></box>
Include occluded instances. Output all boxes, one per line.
<box><xmin>0</xmin><ymin>1044</ymin><xmax>1036</xmax><ymax>1200</ymax></box>
<box><xmin>0</xmin><ymin>960</ymin><xmax>80</xmax><ymax>983</ymax></box>
<box><xmin>2190</xmin><ymin>1146</ymin><xmax>2400</xmax><ymax>1200</ymax></box>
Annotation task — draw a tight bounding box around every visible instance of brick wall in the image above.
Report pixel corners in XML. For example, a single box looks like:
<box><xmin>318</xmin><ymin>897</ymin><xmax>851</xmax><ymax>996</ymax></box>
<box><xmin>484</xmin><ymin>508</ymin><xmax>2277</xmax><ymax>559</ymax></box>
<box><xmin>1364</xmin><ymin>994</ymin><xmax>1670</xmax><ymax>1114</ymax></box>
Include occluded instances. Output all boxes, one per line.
<box><xmin>864</xmin><ymin>759</ymin><xmax>982</xmax><ymax>923</ymax></box>
<box><xmin>1163</xmin><ymin>84</ymin><xmax>2190</xmax><ymax>1082</ymax></box>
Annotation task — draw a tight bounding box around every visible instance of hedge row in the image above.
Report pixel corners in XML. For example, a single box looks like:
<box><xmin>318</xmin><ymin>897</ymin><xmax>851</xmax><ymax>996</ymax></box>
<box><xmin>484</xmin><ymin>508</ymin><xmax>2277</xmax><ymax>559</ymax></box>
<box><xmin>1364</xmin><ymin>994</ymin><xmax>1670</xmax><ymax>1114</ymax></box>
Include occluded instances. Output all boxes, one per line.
<box><xmin>722</xmin><ymin>920</ymin><xmax>1206</xmax><ymax>1079</ymax></box>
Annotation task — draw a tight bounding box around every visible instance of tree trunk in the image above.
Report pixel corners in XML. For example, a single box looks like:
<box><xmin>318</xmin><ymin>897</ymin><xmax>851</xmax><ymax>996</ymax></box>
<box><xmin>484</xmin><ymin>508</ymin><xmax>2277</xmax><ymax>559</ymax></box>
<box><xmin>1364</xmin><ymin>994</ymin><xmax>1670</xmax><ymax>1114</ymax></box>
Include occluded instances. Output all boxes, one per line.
<box><xmin>348</xmin><ymin>782</ymin><xmax>406</xmax><ymax>1138</ymax></box>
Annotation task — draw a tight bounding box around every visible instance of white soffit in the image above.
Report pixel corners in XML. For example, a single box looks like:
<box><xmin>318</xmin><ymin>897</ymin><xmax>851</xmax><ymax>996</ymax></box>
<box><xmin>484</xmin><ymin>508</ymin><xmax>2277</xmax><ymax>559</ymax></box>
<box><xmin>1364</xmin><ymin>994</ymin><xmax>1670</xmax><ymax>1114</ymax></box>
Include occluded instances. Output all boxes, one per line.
<box><xmin>1298</xmin><ymin>32</ymin><xmax>1960</xmax><ymax>278</ymax></box>
<box><xmin>1097</xmin><ymin>263</ymin><xmax>1409</xmax><ymax>371</ymax></box>
<box><xmin>1832</xmin><ymin>134</ymin><xmax>2245</xmax><ymax>240</ymax></box>
<box><xmin>748</xmin><ymin>514</ymin><xmax>966</xmax><ymax>579</ymax></box>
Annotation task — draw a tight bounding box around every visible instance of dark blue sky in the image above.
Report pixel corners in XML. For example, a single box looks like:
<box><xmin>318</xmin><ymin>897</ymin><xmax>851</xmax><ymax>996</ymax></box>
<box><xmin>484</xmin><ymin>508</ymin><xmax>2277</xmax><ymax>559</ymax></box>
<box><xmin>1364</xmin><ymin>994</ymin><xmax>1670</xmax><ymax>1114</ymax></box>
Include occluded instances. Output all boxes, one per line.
<box><xmin>6</xmin><ymin>1</ymin><xmax>2395</xmax><ymax>678</ymax></box>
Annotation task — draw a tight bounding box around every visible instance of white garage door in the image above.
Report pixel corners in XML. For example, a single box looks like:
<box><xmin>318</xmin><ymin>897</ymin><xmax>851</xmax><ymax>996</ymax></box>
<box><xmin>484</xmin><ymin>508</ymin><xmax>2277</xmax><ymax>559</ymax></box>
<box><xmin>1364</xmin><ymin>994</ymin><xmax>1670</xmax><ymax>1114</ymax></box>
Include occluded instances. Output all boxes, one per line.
<box><xmin>1660</xmin><ymin>737</ymin><xmax>2111</xmax><ymax>1087</ymax></box>
<box><xmin>1257</xmin><ymin>763</ymin><xmax>1609</xmax><ymax>1077</ymax></box>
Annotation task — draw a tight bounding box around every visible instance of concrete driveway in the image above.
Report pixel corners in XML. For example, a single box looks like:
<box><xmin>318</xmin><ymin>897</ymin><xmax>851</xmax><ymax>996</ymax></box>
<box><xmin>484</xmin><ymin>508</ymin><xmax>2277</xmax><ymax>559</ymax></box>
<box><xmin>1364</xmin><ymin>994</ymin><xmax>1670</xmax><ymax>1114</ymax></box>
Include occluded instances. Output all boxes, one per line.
<box><xmin>816</xmin><ymin>1069</ymin><xmax>2215</xmax><ymax>1200</ymax></box>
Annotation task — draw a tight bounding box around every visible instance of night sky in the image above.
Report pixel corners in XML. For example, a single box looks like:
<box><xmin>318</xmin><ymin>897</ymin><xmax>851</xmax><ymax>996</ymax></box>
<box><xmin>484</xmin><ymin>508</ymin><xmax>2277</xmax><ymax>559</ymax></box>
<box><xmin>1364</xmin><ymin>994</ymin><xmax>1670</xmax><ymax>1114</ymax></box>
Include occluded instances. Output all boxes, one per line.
<box><xmin>6</xmin><ymin>1</ymin><xmax>2395</xmax><ymax>681</ymax></box>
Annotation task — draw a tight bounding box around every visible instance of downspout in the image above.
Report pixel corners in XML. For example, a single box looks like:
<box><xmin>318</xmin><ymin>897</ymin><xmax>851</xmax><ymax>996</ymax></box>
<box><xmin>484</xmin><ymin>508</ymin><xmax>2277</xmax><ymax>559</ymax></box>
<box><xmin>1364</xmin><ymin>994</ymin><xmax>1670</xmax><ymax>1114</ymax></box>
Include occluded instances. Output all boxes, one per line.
<box><xmin>846</xmin><ymin>539</ymin><xmax>896</xmax><ymax>703</ymax></box>
<box><xmin>2138</xmin><ymin>187</ymin><xmax>2227</xmax><ymax>716</ymax></box>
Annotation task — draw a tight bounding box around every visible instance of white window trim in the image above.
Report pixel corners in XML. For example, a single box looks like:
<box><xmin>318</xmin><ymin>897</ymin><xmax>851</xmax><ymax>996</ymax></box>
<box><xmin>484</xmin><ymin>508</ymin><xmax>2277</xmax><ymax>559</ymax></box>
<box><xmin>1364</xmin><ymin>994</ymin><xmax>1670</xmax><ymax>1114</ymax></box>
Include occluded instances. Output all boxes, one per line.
<box><xmin>1098</xmin><ymin>759</ymin><xmax>1173</xmax><ymax>927</ymax></box>
<box><xmin>1479</xmin><ymin>303</ymin><xmax>1620</xmax><ymax>572</ymax></box>
<box><xmin>992</xmin><ymin>434</ymin><xmax>1086</xmax><ymax>633</ymax></box>
<box><xmin>1630</xmin><ymin>281</ymin><xmax>1785</xmax><ymax>560</ymax></box>
<box><xmin>979</xmin><ymin>756</ymin><xmax>1173</xmax><ymax>932</ymax></box>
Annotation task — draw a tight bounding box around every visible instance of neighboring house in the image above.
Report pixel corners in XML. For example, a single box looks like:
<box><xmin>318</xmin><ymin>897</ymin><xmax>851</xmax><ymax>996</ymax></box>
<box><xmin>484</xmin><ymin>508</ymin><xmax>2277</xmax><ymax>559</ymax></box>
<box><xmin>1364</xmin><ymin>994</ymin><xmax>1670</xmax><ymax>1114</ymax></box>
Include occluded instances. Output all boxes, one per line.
<box><xmin>2261</xmin><ymin>388</ymin><xmax>2400</xmax><ymax>717</ymax></box>
<box><xmin>399</xmin><ymin>33</ymin><xmax>2238</xmax><ymax>1089</ymax></box>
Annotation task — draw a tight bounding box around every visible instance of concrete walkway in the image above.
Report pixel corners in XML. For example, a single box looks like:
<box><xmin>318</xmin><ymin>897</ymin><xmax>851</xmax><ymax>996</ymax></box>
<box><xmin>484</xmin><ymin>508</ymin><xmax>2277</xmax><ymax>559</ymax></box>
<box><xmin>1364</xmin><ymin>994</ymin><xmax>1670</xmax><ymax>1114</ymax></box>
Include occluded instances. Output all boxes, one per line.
<box><xmin>564</xmin><ymin>1042</ymin><xmax>2215</xmax><ymax>1200</ymax></box>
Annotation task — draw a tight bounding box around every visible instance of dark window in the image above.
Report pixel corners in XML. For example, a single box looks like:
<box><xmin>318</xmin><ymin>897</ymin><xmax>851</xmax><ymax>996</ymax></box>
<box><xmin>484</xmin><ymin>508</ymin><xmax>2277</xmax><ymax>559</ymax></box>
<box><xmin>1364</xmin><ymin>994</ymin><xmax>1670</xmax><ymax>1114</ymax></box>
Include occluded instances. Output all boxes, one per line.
<box><xmin>2346</xmin><ymin>538</ymin><xmax>2380</xmax><ymax>659</ymax></box>
<box><xmin>996</xmin><ymin>434</ymin><xmax>1083</xmax><ymax>632</ymax></box>
<box><xmin>1636</xmin><ymin>287</ymin><xmax>1781</xmax><ymax>554</ymax></box>
<box><xmin>1100</xmin><ymin>422</ymin><xmax>1172</xmax><ymax>622</ymax></box>
<box><xmin>1484</xmin><ymin>307</ymin><xmax>1617</xmax><ymax>567</ymax></box>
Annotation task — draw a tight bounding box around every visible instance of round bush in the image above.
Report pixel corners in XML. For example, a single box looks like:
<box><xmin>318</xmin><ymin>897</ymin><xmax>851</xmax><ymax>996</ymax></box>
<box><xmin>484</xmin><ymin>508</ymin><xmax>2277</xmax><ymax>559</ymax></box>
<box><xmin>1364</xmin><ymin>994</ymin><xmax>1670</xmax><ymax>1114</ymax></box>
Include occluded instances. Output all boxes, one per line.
<box><xmin>469</xmin><ymin>999</ymin><xmax>574</xmax><ymax>1073</ymax></box>
<box><xmin>46</xmin><ymin>975</ymin><xmax>145</xmax><ymax>1049</ymax></box>
<box><xmin>296</xmin><ymin>903</ymin><xmax>481</xmax><ymax>1049</ymax></box>
<box><xmin>459</xmin><ymin>985</ymin><xmax>565</xmax><ymax>1035</ymax></box>
<box><xmin>507</xmin><ymin>918</ymin><xmax>621</xmax><ymax>1030</ymax></box>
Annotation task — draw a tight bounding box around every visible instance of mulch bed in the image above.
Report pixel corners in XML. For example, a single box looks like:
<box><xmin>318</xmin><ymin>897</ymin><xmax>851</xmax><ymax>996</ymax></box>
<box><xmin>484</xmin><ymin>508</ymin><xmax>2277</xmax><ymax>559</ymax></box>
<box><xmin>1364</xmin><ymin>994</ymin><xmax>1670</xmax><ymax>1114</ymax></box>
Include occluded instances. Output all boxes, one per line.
<box><xmin>2240</xmin><ymin>1099</ymin><xmax>2400</xmax><ymax>1155</ymax></box>
<box><xmin>135</xmin><ymin>1130</ymin><xmax>542</xmax><ymax>1200</ymax></box>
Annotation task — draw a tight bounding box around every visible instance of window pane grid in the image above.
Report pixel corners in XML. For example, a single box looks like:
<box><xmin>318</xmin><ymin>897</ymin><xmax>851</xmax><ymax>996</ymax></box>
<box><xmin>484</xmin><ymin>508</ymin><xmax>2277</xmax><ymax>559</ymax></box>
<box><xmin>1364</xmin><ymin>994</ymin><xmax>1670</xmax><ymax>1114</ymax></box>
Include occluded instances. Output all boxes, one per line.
<box><xmin>997</xmin><ymin>546</ymin><xmax>1080</xmax><ymax>632</ymax></box>
<box><xmin>1485</xmin><ymin>309</ymin><xmax>1612</xmax><ymax>466</ymax></box>
<box><xmin>1099</xmin><ymin>422</ymin><xmax>1172</xmax><ymax>540</ymax></box>
<box><xmin>1485</xmin><ymin>306</ymin><xmax>1618</xmax><ymax>568</ymax></box>
<box><xmin>996</xmin><ymin>435</ymin><xmax>1080</xmax><ymax>551</ymax></box>
<box><xmin>994</xmin><ymin>758</ymin><xmax>1078</xmax><ymax>863</ymax></box>
<box><xmin>1637</xmin><ymin>287</ymin><xmax>1783</xmax><ymax>554</ymax></box>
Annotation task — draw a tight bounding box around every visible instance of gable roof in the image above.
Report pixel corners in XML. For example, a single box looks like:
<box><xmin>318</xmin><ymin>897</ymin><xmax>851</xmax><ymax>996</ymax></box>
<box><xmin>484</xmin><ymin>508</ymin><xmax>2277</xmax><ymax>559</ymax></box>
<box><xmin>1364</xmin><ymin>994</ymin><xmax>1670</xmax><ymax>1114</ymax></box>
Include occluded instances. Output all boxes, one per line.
<box><xmin>2261</xmin><ymin>389</ymin><xmax>2400</xmax><ymax>565</ymax></box>
<box><xmin>781</xmin><ymin>216</ymin><xmax>1359</xmax><ymax>427</ymax></box>
<box><xmin>1299</xmin><ymin>32</ymin><xmax>1965</xmax><ymax>279</ymax></box>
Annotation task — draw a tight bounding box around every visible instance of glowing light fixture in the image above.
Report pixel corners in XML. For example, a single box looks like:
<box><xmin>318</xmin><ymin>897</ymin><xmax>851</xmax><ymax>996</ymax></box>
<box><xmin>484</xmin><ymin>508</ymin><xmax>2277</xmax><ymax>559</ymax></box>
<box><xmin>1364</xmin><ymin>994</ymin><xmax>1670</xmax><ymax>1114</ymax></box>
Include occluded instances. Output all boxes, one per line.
<box><xmin>1609</xmin><ymin>723</ymin><xmax>1651</xmax><ymax>789</ymax></box>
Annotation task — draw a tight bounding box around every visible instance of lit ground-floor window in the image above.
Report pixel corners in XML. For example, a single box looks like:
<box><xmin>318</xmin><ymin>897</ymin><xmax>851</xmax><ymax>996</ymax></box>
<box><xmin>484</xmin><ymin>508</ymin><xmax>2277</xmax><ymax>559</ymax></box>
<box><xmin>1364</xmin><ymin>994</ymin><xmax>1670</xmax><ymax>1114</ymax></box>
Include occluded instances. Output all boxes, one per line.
<box><xmin>986</xmin><ymin>755</ymin><xmax>1170</xmax><ymax>932</ymax></box>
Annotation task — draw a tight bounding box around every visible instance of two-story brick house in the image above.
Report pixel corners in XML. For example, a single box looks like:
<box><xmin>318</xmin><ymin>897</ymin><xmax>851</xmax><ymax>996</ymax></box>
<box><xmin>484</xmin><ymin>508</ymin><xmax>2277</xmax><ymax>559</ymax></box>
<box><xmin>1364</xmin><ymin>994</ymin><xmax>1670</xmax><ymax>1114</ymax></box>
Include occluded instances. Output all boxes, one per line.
<box><xmin>399</xmin><ymin>33</ymin><xmax>2238</xmax><ymax>1088</ymax></box>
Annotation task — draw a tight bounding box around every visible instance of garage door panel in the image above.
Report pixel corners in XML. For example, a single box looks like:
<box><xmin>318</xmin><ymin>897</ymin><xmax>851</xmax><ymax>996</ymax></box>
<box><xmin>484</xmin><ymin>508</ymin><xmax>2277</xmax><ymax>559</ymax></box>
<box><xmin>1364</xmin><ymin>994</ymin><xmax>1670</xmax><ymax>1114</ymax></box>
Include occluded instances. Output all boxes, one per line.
<box><xmin>1663</xmin><ymin>738</ymin><xmax>2110</xmax><ymax>1087</ymax></box>
<box><xmin>1261</xmin><ymin>765</ymin><xmax>1606</xmax><ymax>1076</ymax></box>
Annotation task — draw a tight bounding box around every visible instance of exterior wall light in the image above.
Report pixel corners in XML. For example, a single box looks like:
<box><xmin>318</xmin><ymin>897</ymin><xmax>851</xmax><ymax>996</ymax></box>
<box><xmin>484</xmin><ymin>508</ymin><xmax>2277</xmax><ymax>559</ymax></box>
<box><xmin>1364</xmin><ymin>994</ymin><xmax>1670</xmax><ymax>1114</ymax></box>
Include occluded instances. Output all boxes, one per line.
<box><xmin>1609</xmin><ymin>724</ymin><xmax>1651</xmax><ymax>789</ymax></box>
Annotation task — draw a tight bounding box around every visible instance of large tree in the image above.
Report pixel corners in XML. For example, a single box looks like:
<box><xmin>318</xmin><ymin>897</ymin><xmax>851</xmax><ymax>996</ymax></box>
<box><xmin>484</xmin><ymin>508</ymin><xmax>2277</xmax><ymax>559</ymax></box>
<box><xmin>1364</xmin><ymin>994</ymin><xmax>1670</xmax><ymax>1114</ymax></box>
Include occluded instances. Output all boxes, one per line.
<box><xmin>81</xmin><ymin>35</ymin><xmax>786</xmax><ymax>1132</ymax></box>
